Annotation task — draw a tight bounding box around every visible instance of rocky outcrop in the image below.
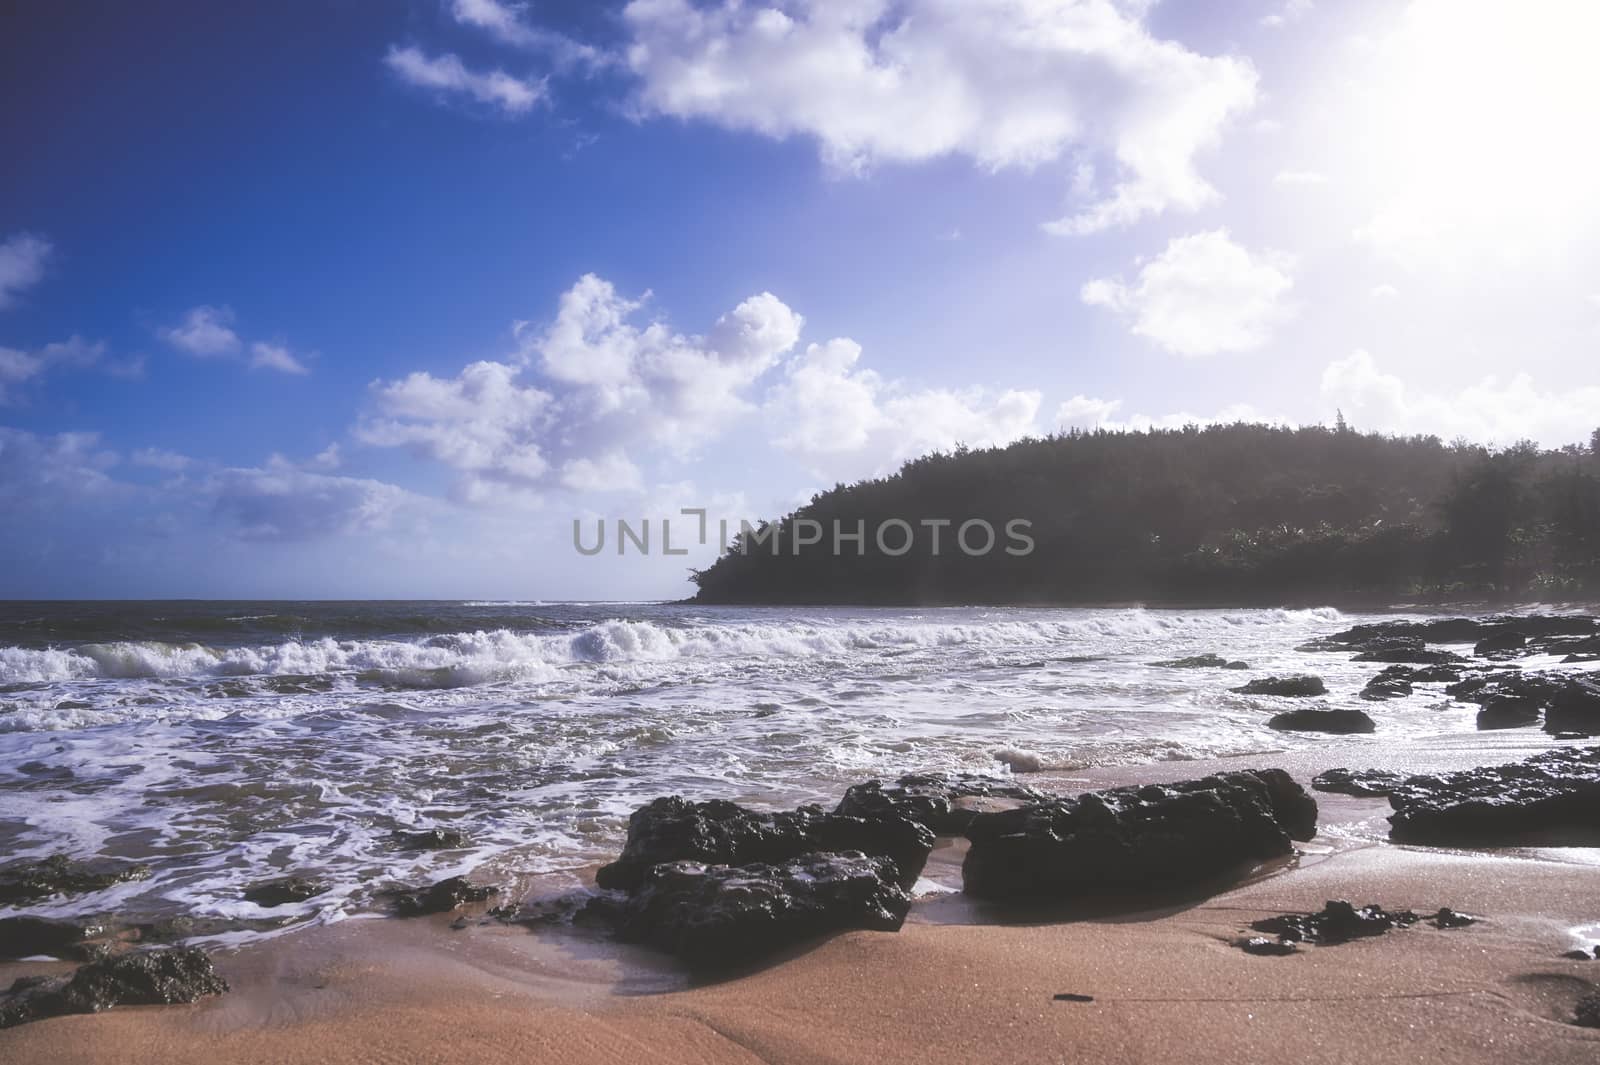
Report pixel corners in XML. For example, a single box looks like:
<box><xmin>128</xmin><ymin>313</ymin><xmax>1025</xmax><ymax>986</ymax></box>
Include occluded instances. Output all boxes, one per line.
<box><xmin>1383</xmin><ymin>746</ymin><xmax>1600</xmax><ymax>845</ymax></box>
<box><xmin>0</xmin><ymin>856</ymin><xmax>151</xmax><ymax>906</ymax></box>
<box><xmin>1311</xmin><ymin>768</ymin><xmax>1403</xmax><ymax>796</ymax></box>
<box><xmin>0</xmin><ymin>916</ymin><xmax>111</xmax><ymax>961</ymax></box>
<box><xmin>596</xmin><ymin>797</ymin><xmax>936</xmax><ymax>892</ymax></box>
<box><xmin>1305</xmin><ymin>615</ymin><xmax>1600</xmax><ymax>654</ymax></box>
<box><xmin>242</xmin><ymin>875</ymin><xmax>327</xmax><ymax>907</ymax></box>
<box><xmin>598</xmin><ymin>852</ymin><xmax>911</xmax><ymax>968</ymax></box>
<box><xmin>1361</xmin><ymin>668</ymin><xmax>1413</xmax><ymax>701</ymax></box>
<box><xmin>1151</xmin><ymin>653</ymin><xmax>1249</xmax><ymax>670</ymax></box>
<box><xmin>1232</xmin><ymin>675</ymin><xmax>1328</xmax><ymax>697</ymax></box>
<box><xmin>0</xmin><ymin>947</ymin><xmax>227</xmax><ymax>1029</ymax></box>
<box><xmin>1267</xmin><ymin>707</ymin><xmax>1376</xmax><ymax>734</ymax></box>
<box><xmin>835</xmin><ymin>773</ymin><xmax>1046</xmax><ymax>836</ymax></box>
<box><xmin>1446</xmin><ymin>671</ymin><xmax>1600</xmax><ymax>735</ymax></box>
<box><xmin>1351</xmin><ymin>639</ymin><xmax>1465</xmax><ymax>666</ymax></box>
<box><xmin>1474</xmin><ymin>631</ymin><xmax>1527</xmax><ymax>656</ymax></box>
<box><xmin>391</xmin><ymin>828</ymin><xmax>468</xmax><ymax>851</ymax></box>
<box><xmin>961</xmin><ymin>769</ymin><xmax>1317</xmax><ymax>901</ymax></box>
<box><xmin>385</xmin><ymin>876</ymin><xmax>496</xmax><ymax>917</ymax></box>
<box><xmin>1248</xmin><ymin>901</ymin><xmax>1472</xmax><ymax>946</ymax></box>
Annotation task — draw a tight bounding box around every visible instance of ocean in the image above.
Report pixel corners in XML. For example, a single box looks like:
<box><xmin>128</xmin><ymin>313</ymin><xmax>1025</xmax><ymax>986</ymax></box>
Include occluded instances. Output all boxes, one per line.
<box><xmin>0</xmin><ymin>600</ymin><xmax>1511</xmax><ymax>945</ymax></box>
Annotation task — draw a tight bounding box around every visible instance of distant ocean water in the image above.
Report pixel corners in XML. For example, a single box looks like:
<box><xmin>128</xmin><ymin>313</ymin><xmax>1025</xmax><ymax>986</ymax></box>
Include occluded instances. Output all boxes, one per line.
<box><xmin>0</xmin><ymin>600</ymin><xmax>1522</xmax><ymax>944</ymax></box>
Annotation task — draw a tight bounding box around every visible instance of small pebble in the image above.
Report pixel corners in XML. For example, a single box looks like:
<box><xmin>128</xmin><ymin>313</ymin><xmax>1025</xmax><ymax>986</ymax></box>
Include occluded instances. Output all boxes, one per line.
<box><xmin>1238</xmin><ymin>936</ymin><xmax>1298</xmax><ymax>956</ymax></box>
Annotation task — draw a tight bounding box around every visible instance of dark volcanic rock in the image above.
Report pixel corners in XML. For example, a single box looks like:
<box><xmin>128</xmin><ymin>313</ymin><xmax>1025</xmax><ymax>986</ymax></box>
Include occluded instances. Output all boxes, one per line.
<box><xmin>961</xmin><ymin>769</ymin><xmax>1317</xmax><ymax>901</ymax></box>
<box><xmin>1474</xmin><ymin>696</ymin><xmax>1541</xmax><ymax>730</ymax></box>
<box><xmin>1238</xmin><ymin>936</ymin><xmax>1297</xmax><ymax>956</ymax></box>
<box><xmin>1152</xmin><ymin>653</ymin><xmax>1249</xmax><ymax>670</ymax></box>
<box><xmin>600</xmin><ymin>851</ymin><xmax>911</xmax><ymax>967</ymax></box>
<box><xmin>1544</xmin><ymin>676</ymin><xmax>1600</xmax><ymax>735</ymax></box>
<box><xmin>1232</xmin><ymin>675</ymin><xmax>1327</xmax><ymax>697</ymax></box>
<box><xmin>1251</xmin><ymin>900</ymin><xmax>1422</xmax><ymax>944</ymax></box>
<box><xmin>1446</xmin><ymin>671</ymin><xmax>1600</xmax><ymax>735</ymax></box>
<box><xmin>0</xmin><ymin>947</ymin><xmax>227</xmax><ymax>1029</ymax></box>
<box><xmin>1267</xmin><ymin>708</ymin><xmax>1376</xmax><ymax>734</ymax></box>
<box><xmin>391</xmin><ymin>828</ymin><xmax>469</xmax><ymax>851</ymax></box>
<box><xmin>597</xmin><ymin>797</ymin><xmax>936</xmax><ymax>892</ymax></box>
<box><xmin>1352</xmin><ymin>644</ymin><xmax>1464</xmax><ymax>666</ymax></box>
<box><xmin>242</xmin><ymin>875</ymin><xmax>327</xmax><ymax>907</ymax></box>
<box><xmin>1384</xmin><ymin>745</ymin><xmax>1600</xmax><ymax>845</ymax></box>
<box><xmin>1474</xmin><ymin>631</ymin><xmax>1527</xmax><ymax>656</ymax></box>
<box><xmin>386</xmin><ymin>876</ymin><xmax>496</xmax><ymax>917</ymax></box>
<box><xmin>0</xmin><ymin>856</ymin><xmax>151</xmax><ymax>906</ymax></box>
<box><xmin>0</xmin><ymin>915</ymin><xmax>111</xmax><ymax>961</ymax></box>
<box><xmin>1361</xmin><ymin>668</ymin><xmax>1414</xmax><ymax>701</ymax></box>
<box><xmin>836</xmin><ymin>773</ymin><xmax>1046</xmax><ymax>836</ymax></box>
<box><xmin>1312</xmin><ymin>768</ymin><xmax>1404</xmax><ymax>797</ymax></box>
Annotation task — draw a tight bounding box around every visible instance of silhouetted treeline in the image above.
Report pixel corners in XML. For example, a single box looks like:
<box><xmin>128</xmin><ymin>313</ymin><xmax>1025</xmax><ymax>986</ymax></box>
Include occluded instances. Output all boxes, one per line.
<box><xmin>691</xmin><ymin>423</ymin><xmax>1600</xmax><ymax>605</ymax></box>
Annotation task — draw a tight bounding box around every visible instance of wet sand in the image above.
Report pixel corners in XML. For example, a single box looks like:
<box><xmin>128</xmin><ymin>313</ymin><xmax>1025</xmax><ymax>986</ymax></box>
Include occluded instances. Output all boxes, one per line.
<box><xmin>4</xmin><ymin>735</ymin><xmax>1599</xmax><ymax>1064</ymax></box>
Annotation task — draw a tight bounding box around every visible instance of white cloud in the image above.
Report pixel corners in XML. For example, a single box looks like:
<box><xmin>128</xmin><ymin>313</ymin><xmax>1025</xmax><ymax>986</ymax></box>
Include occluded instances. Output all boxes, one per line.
<box><xmin>250</xmin><ymin>342</ymin><xmax>311</xmax><ymax>375</ymax></box>
<box><xmin>207</xmin><ymin>458</ymin><xmax>419</xmax><ymax>542</ymax></box>
<box><xmin>0</xmin><ymin>427</ymin><xmax>122</xmax><ymax>508</ymax></box>
<box><xmin>1272</xmin><ymin>169</ymin><xmax>1327</xmax><ymax>185</ymax></box>
<box><xmin>162</xmin><ymin>306</ymin><xmax>240</xmax><ymax>357</ymax></box>
<box><xmin>384</xmin><ymin>44</ymin><xmax>544</xmax><ymax>115</ymax></box>
<box><xmin>622</xmin><ymin>0</ymin><xmax>1257</xmax><ymax>233</ymax></box>
<box><xmin>0</xmin><ymin>335</ymin><xmax>106</xmax><ymax>403</ymax></box>
<box><xmin>359</xmin><ymin>275</ymin><xmax>806</xmax><ymax>502</ymax></box>
<box><xmin>359</xmin><ymin>273</ymin><xmax>1038</xmax><ymax>498</ymax></box>
<box><xmin>0</xmin><ymin>233</ymin><xmax>52</xmax><ymax>310</ymax></box>
<box><xmin>1320</xmin><ymin>349</ymin><xmax>1600</xmax><ymax>447</ymax></box>
<box><xmin>131</xmin><ymin>447</ymin><xmax>193</xmax><ymax>472</ymax></box>
<box><xmin>1371</xmin><ymin>284</ymin><xmax>1400</xmax><ymax>299</ymax></box>
<box><xmin>765</xmin><ymin>337</ymin><xmax>1041</xmax><ymax>480</ymax></box>
<box><xmin>560</xmin><ymin>450</ymin><xmax>644</xmax><ymax>494</ymax></box>
<box><xmin>357</xmin><ymin>359</ymin><xmax>555</xmax><ymax>491</ymax></box>
<box><xmin>1055</xmin><ymin>394</ymin><xmax>1277</xmax><ymax>432</ymax></box>
<box><xmin>1261</xmin><ymin>0</ymin><xmax>1313</xmax><ymax>29</ymax></box>
<box><xmin>1081</xmin><ymin>229</ymin><xmax>1295</xmax><ymax>356</ymax></box>
<box><xmin>450</xmin><ymin>0</ymin><xmax>604</xmax><ymax>68</ymax></box>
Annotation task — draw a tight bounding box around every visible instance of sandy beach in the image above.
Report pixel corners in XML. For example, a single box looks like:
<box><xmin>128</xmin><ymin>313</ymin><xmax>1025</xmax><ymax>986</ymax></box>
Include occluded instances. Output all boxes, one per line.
<box><xmin>4</xmin><ymin>734</ymin><xmax>1597</xmax><ymax>1065</ymax></box>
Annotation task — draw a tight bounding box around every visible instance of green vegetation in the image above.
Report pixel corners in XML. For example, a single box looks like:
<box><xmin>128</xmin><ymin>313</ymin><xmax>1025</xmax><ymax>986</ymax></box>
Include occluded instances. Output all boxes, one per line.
<box><xmin>691</xmin><ymin>423</ymin><xmax>1600</xmax><ymax>605</ymax></box>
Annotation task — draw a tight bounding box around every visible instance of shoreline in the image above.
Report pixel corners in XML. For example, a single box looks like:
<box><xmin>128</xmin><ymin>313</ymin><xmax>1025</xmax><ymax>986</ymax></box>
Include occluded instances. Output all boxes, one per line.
<box><xmin>5</xmin><ymin>735</ymin><xmax>1599</xmax><ymax>1063</ymax></box>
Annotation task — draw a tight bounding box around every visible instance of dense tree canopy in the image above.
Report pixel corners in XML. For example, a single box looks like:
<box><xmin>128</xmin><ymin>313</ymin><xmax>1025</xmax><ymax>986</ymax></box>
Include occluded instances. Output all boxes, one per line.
<box><xmin>691</xmin><ymin>423</ymin><xmax>1600</xmax><ymax>605</ymax></box>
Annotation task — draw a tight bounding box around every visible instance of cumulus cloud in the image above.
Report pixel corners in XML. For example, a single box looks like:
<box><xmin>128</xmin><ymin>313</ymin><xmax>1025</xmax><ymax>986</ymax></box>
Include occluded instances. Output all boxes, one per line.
<box><xmin>358</xmin><ymin>275</ymin><xmax>804</xmax><ymax>501</ymax></box>
<box><xmin>765</xmin><ymin>337</ymin><xmax>1041</xmax><ymax>480</ymax></box>
<box><xmin>207</xmin><ymin>458</ymin><xmax>417</xmax><ymax>541</ymax></box>
<box><xmin>450</xmin><ymin>0</ymin><xmax>604</xmax><ymax>68</ymax></box>
<box><xmin>1261</xmin><ymin>0</ymin><xmax>1313</xmax><ymax>29</ymax></box>
<box><xmin>357</xmin><ymin>359</ymin><xmax>555</xmax><ymax>490</ymax></box>
<box><xmin>1320</xmin><ymin>350</ymin><xmax>1600</xmax><ymax>447</ymax></box>
<box><xmin>131</xmin><ymin>447</ymin><xmax>193</xmax><ymax>472</ymax></box>
<box><xmin>0</xmin><ymin>335</ymin><xmax>107</xmax><ymax>403</ymax></box>
<box><xmin>622</xmin><ymin>0</ymin><xmax>1257</xmax><ymax>233</ymax></box>
<box><xmin>359</xmin><ymin>273</ymin><xmax>1038</xmax><ymax>498</ymax></box>
<box><xmin>250</xmin><ymin>342</ymin><xmax>311</xmax><ymax>375</ymax></box>
<box><xmin>1055</xmin><ymin>394</ymin><xmax>1278</xmax><ymax>432</ymax></box>
<box><xmin>1081</xmin><ymin>229</ymin><xmax>1295</xmax><ymax>356</ymax></box>
<box><xmin>384</xmin><ymin>44</ymin><xmax>544</xmax><ymax>115</ymax></box>
<box><xmin>0</xmin><ymin>233</ymin><xmax>52</xmax><ymax>310</ymax></box>
<box><xmin>162</xmin><ymin>306</ymin><xmax>240</xmax><ymax>357</ymax></box>
<box><xmin>0</xmin><ymin>426</ymin><xmax>123</xmax><ymax>508</ymax></box>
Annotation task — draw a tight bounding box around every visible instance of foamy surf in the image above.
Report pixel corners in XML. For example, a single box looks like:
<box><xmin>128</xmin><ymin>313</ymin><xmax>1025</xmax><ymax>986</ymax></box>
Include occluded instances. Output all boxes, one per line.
<box><xmin>2</xmin><ymin>600</ymin><xmax>1471</xmax><ymax>949</ymax></box>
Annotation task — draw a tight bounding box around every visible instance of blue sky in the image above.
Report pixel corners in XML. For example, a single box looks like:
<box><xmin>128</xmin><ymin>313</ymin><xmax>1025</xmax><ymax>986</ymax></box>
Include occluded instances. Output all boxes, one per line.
<box><xmin>2</xmin><ymin>0</ymin><xmax>1598</xmax><ymax>599</ymax></box>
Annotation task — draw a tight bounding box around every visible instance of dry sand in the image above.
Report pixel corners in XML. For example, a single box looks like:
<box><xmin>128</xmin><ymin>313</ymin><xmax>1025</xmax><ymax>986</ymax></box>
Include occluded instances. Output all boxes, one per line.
<box><xmin>4</xmin><ymin>735</ymin><xmax>1599</xmax><ymax>1064</ymax></box>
